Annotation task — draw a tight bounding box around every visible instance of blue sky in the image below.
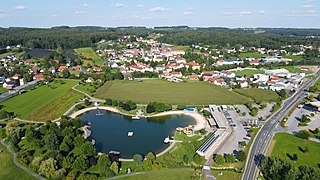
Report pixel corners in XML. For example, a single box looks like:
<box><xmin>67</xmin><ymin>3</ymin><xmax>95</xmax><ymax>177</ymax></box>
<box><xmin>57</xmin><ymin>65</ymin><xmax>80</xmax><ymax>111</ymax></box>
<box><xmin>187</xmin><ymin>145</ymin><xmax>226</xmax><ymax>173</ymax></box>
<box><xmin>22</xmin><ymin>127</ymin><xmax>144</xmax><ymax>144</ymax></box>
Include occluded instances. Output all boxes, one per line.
<box><xmin>0</xmin><ymin>0</ymin><xmax>319</xmax><ymax>28</ymax></box>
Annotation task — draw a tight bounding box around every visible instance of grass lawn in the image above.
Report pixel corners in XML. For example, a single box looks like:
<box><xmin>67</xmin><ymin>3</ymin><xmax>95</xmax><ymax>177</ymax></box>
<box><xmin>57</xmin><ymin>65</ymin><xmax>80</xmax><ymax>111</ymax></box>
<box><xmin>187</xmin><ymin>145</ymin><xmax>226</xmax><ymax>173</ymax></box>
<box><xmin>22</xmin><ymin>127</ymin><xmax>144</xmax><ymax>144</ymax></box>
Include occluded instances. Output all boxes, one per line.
<box><xmin>234</xmin><ymin>88</ymin><xmax>279</xmax><ymax>102</ymax></box>
<box><xmin>240</xmin><ymin>52</ymin><xmax>262</xmax><ymax>58</ymax></box>
<box><xmin>0</xmin><ymin>87</ymin><xmax>8</xmax><ymax>94</ymax></box>
<box><xmin>0</xmin><ymin>52</ymin><xmax>13</xmax><ymax>59</ymax></box>
<box><xmin>75</xmin><ymin>84</ymin><xmax>95</xmax><ymax>96</ymax></box>
<box><xmin>211</xmin><ymin>170</ymin><xmax>242</xmax><ymax>180</ymax></box>
<box><xmin>119</xmin><ymin>169</ymin><xmax>195</xmax><ymax>180</ymax></box>
<box><xmin>1</xmin><ymin>80</ymin><xmax>82</xmax><ymax>121</ymax></box>
<box><xmin>270</xmin><ymin>133</ymin><xmax>320</xmax><ymax>168</ymax></box>
<box><xmin>234</xmin><ymin>69</ymin><xmax>264</xmax><ymax>77</ymax></box>
<box><xmin>0</xmin><ymin>144</ymin><xmax>36</xmax><ymax>180</ymax></box>
<box><xmin>283</xmin><ymin>55</ymin><xmax>304</xmax><ymax>61</ymax></box>
<box><xmin>94</xmin><ymin>79</ymin><xmax>252</xmax><ymax>105</ymax></box>
<box><xmin>74</xmin><ymin>47</ymin><xmax>103</xmax><ymax>66</ymax></box>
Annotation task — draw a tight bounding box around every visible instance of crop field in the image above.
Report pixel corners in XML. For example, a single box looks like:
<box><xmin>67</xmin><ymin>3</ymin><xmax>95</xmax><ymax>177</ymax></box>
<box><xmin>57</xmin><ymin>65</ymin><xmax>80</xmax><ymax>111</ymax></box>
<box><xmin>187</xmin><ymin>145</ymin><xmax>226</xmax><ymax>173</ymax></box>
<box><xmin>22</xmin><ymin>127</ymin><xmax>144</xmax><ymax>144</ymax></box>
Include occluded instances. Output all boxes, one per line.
<box><xmin>0</xmin><ymin>80</ymin><xmax>82</xmax><ymax>121</ymax></box>
<box><xmin>234</xmin><ymin>88</ymin><xmax>279</xmax><ymax>102</ymax></box>
<box><xmin>234</xmin><ymin>69</ymin><xmax>264</xmax><ymax>77</ymax></box>
<box><xmin>0</xmin><ymin>144</ymin><xmax>35</xmax><ymax>180</ymax></box>
<box><xmin>94</xmin><ymin>79</ymin><xmax>252</xmax><ymax>105</ymax></box>
<box><xmin>25</xmin><ymin>48</ymin><xmax>56</xmax><ymax>58</ymax></box>
<box><xmin>74</xmin><ymin>47</ymin><xmax>103</xmax><ymax>66</ymax></box>
<box><xmin>271</xmin><ymin>133</ymin><xmax>320</xmax><ymax>168</ymax></box>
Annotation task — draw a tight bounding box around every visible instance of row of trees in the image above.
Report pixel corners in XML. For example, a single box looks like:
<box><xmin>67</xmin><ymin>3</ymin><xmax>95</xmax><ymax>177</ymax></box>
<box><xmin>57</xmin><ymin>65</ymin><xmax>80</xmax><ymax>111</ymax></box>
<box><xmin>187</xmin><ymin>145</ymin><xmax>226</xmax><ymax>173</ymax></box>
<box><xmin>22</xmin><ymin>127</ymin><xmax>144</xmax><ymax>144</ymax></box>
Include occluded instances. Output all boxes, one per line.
<box><xmin>261</xmin><ymin>156</ymin><xmax>320</xmax><ymax>180</ymax></box>
<box><xmin>214</xmin><ymin>150</ymin><xmax>246</xmax><ymax>165</ymax></box>
<box><xmin>3</xmin><ymin>118</ymin><xmax>117</xmax><ymax>179</ymax></box>
<box><xmin>105</xmin><ymin>99</ymin><xmax>137</xmax><ymax>111</ymax></box>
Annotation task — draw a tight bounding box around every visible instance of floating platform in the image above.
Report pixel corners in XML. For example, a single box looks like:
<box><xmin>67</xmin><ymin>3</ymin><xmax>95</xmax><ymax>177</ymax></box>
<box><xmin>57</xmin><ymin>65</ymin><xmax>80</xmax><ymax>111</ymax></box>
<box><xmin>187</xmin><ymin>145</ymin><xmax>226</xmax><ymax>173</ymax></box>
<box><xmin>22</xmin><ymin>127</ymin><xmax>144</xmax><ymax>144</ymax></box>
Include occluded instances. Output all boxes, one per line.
<box><xmin>128</xmin><ymin>131</ymin><xmax>134</xmax><ymax>137</ymax></box>
<box><xmin>132</xmin><ymin>116</ymin><xmax>140</xmax><ymax>120</ymax></box>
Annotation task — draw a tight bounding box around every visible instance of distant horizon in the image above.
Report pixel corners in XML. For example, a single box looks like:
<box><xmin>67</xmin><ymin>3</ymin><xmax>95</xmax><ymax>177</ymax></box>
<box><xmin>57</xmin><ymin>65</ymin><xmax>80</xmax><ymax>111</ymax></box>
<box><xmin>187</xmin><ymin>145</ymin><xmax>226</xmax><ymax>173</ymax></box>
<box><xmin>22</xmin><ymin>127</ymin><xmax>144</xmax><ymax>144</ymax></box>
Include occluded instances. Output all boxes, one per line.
<box><xmin>0</xmin><ymin>0</ymin><xmax>319</xmax><ymax>28</ymax></box>
<box><xmin>1</xmin><ymin>25</ymin><xmax>320</xmax><ymax>30</ymax></box>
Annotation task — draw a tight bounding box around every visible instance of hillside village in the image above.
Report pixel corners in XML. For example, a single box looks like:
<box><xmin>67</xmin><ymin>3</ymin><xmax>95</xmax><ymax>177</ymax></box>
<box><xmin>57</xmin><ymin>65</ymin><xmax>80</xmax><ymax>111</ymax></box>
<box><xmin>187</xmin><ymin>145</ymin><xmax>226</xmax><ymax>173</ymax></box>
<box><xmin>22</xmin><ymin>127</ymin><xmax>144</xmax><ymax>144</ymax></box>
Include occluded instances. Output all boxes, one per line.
<box><xmin>1</xmin><ymin>34</ymin><xmax>319</xmax><ymax>96</ymax></box>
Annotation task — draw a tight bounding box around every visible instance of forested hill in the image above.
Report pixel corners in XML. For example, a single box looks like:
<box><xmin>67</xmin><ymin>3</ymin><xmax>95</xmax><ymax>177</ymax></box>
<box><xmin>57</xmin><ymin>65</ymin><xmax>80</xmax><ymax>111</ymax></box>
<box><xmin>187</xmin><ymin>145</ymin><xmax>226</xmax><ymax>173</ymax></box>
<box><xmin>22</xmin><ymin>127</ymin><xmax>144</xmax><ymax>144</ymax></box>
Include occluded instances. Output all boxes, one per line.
<box><xmin>158</xmin><ymin>31</ymin><xmax>320</xmax><ymax>49</ymax></box>
<box><xmin>0</xmin><ymin>27</ymin><xmax>320</xmax><ymax>50</ymax></box>
<box><xmin>0</xmin><ymin>28</ymin><xmax>119</xmax><ymax>49</ymax></box>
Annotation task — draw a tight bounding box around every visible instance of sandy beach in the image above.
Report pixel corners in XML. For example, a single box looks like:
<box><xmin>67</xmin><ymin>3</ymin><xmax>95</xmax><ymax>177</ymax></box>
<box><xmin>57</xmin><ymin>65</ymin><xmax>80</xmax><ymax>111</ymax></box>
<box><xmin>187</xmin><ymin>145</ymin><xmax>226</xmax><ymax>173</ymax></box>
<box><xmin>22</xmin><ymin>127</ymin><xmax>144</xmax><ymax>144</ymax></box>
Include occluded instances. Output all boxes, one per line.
<box><xmin>69</xmin><ymin>106</ymin><xmax>206</xmax><ymax>131</ymax></box>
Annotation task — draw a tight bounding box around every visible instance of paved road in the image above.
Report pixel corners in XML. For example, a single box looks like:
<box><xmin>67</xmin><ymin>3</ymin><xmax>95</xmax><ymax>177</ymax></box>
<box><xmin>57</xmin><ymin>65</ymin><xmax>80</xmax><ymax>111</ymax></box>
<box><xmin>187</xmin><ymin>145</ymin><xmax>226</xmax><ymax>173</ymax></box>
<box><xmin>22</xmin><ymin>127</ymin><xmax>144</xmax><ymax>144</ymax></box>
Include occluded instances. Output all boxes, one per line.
<box><xmin>242</xmin><ymin>72</ymin><xmax>320</xmax><ymax>180</ymax></box>
<box><xmin>0</xmin><ymin>139</ymin><xmax>45</xmax><ymax>180</ymax></box>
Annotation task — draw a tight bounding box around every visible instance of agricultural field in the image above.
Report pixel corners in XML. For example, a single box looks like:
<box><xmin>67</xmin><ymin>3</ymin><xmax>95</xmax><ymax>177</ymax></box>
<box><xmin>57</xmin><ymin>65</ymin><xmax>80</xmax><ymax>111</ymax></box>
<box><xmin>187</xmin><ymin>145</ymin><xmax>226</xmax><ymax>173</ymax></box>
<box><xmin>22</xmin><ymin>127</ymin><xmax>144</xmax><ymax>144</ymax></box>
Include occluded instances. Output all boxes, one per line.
<box><xmin>94</xmin><ymin>79</ymin><xmax>252</xmax><ymax>105</ymax></box>
<box><xmin>234</xmin><ymin>69</ymin><xmax>264</xmax><ymax>77</ymax></box>
<box><xmin>0</xmin><ymin>144</ymin><xmax>35</xmax><ymax>180</ymax></box>
<box><xmin>0</xmin><ymin>80</ymin><xmax>82</xmax><ymax>121</ymax></box>
<box><xmin>234</xmin><ymin>88</ymin><xmax>279</xmax><ymax>102</ymax></box>
<box><xmin>74</xmin><ymin>47</ymin><xmax>103</xmax><ymax>66</ymax></box>
<box><xmin>240</xmin><ymin>52</ymin><xmax>262</xmax><ymax>58</ymax></box>
<box><xmin>119</xmin><ymin>169</ymin><xmax>195</xmax><ymax>180</ymax></box>
<box><xmin>270</xmin><ymin>133</ymin><xmax>320</xmax><ymax>168</ymax></box>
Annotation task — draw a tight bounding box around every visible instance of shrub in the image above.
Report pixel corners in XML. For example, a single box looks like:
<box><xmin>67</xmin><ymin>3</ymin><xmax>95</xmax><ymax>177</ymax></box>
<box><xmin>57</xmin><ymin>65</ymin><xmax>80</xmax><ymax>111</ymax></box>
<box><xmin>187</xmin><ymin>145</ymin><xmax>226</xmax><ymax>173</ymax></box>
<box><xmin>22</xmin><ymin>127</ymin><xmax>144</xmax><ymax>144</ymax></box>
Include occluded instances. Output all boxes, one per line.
<box><xmin>237</xmin><ymin>150</ymin><xmax>246</xmax><ymax>162</ymax></box>
<box><xmin>105</xmin><ymin>99</ymin><xmax>112</xmax><ymax>106</ymax></box>
<box><xmin>225</xmin><ymin>154</ymin><xmax>236</xmax><ymax>163</ymax></box>
<box><xmin>146</xmin><ymin>104</ymin><xmax>155</xmax><ymax>114</ymax></box>
<box><xmin>214</xmin><ymin>154</ymin><xmax>224</xmax><ymax>165</ymax></box>
<box><xmin>177</xmin><ymin>104</ymin><xmax>186</xmax><ymax>110</ymax></box>
<box><xmin>75</xmin><ymin>104</ymin><xmax>85</xmax><ymax>110</ymax></box>
<box><xmin>122</xmin><ymin>104</ymin><xmax>131</xmax><ymax>111</ymax></box>
<box><xmin>297</xmin><ymin>130</ymin><xmax>311</xmax><ymax>139</ymax></box>
<box><xmin>133</xmin><ymin>154</ymin><xmax>143</xmax><ymax>163</ymax></box>
<box><xmin>126</xmin><ymin>100</ymin><xmax>137</xmax><ymax>110</ymax></box>
<box><xmin>112</xmin><ymin>100</ymin><xmax>118</xmax><ymax>106</ymax></box>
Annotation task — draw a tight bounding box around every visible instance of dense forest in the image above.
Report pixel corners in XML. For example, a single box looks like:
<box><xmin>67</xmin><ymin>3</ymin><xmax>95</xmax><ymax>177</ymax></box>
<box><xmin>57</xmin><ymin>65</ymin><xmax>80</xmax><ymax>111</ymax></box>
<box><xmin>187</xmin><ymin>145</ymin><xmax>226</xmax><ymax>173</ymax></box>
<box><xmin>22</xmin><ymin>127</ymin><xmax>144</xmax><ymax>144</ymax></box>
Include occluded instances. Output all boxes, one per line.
<box><xmin>158</xmin><ymin>31</ymin><xmax>320</xmax><ymax>49</ymax></box>
<box><xmin>0</xmin><ymin>27</ymin><xmax>320</xmax><ymax>50</ymax></box>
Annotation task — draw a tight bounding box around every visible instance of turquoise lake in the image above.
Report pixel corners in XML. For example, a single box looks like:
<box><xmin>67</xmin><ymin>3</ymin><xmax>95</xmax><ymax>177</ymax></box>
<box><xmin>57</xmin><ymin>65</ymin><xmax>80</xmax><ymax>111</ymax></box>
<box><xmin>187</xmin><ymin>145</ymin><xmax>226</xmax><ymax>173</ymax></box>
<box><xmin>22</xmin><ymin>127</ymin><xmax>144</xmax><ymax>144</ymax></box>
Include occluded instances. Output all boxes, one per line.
<box><xmin>79</xmin><ymin>109</ymin><xmax>195</xmax><ymax>159</ymax></box>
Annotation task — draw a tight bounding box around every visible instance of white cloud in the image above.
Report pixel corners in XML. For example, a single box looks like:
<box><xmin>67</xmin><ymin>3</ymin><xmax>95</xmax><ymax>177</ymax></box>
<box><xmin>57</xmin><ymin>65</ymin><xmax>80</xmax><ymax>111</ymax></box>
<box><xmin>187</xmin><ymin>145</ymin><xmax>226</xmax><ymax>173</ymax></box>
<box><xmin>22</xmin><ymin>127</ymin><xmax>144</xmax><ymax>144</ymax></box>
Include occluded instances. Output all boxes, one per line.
<box><xmin>148</xmin><ymin>6</ymin><xmax>169</xmax><ymax>12</ymax></box>
<box><xmin>258</xmin><ymin>10</ymin><xmax>266</xmax><ymax>14</ymax></box>
<box><xmin>302</xmin><ymin>5</ymin><xmax>315</xmax><ymax>8</ymax></box>
<box><xmin>51</xmin><ymin>14</ymin><xmax>60</xmax><ymax>17</ymax></box>
<box><xmin>137</xmin><ymin>4</ymin><xmax>145</xmax><ymax>8</ymax></box>
<box><xmin>75</xmin><ymin>11</ymin><xmax>87</xmax><ymax>15</ymax></box>
<box><xmin>14</xmin><ymin>5</ymin><xmax>27</xmax><ymax>10</ymax></box>
<box><xmin>187</xmin><ymin>7</ymin><xmax>194</xmax><ymax>10</ymax></box>
<box><xmin>114</xmin><ymin>3</ymin><xmax>123</xmax><ymax>8</ymax></box>
<box><xmin>82</xmin><ymin>4</ymin><xmax>89</xmax><ymax>8</ymax></box>
<box><xmin>183</xmin><ymin>11</ymin><xmax>194</xmax><ymax>15</ymax></box>
<box><xmin>239</xmin><ymin>11</ymin><xmax>251</xmax><ymax>16</ymax></box>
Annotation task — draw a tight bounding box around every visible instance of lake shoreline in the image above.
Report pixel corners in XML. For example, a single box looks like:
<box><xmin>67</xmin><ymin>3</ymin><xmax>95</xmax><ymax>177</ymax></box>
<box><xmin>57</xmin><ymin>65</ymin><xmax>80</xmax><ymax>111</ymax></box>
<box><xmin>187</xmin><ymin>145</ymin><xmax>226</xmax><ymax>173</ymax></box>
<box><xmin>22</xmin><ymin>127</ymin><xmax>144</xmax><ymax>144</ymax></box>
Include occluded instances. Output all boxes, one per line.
<box><xmin>69</xmin><ymin>106</ymin><xmax>206</xmax><ymax>131</ymax></box>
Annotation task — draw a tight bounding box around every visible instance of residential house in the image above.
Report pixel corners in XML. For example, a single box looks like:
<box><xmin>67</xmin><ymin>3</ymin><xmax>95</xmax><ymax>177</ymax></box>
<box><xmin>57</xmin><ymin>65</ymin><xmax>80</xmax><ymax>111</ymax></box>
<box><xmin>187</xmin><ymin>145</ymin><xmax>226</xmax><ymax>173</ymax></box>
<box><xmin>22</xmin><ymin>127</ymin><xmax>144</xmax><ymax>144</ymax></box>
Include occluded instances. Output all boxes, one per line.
<box><xmin>33</xmin><ymin>74</ymin><xmax>45</xmax><ymax>81</ymax></box>
<box><xmin>185</xmin><ymin>61</ymin><xmax>201</xmax><ymax>70</ymax></box>
<box><xmin>58</xmin><ymin>66</ymin><xmax>68</xmax><ymax>72</ymax></box>
<box><xmin>86</xmin><ymin>77</ymin><xmax>94</xmax><ymax>83</ymax></box>
<box><xmin>190</xmin><ymin>74</ymin><xmax>199</xmax><ymax>80</ymax></box>
<box><xmin>207</xmin><ymin>78</ymin><xmax>226</xmax><ymax>87</ymax></box>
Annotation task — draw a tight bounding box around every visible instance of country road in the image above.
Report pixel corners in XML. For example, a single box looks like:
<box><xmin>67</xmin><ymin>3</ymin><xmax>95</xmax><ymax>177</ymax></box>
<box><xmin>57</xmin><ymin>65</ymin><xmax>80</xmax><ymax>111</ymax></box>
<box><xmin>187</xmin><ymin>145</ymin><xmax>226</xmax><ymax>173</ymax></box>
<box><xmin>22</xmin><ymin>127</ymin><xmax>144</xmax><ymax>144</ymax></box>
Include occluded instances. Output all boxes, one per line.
<box><xmin>242</xmin><ymin>72</ymin><xmax>320</xmax><ymax>180</ymax></box>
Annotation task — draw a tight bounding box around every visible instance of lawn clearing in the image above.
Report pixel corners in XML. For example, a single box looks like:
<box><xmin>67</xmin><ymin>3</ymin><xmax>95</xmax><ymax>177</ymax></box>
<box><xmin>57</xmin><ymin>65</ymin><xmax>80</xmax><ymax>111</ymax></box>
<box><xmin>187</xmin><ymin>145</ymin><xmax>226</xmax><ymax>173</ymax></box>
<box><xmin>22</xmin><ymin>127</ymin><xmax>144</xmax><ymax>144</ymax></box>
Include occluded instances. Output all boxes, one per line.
<box><xmin>0</xmin><ymin>87</ymin><xmax>8</xmax><ymax>94</ymax></box>
<box><xmin>0</xmin><ymin>144</ymin><xmax>35</xmax><ymax>180</ymax></box>
<box><xmin>234</xmin><ymin>88</ymin><xmax>279</xmax><ymax>102</ymax></box>
<box><xmin>240</xmin><ymin>52</ymin><xmax>262</xmax><ymax>58</ymax></box>
<box><xmin>271</xmin><ymin>132</ymin><xmax>320</xmax><ymax>168</ymax></box>
<box><xmin>75</xmin><ymin>84</ymin><xmax>95</xmax><ymax>96</ymax></box>
<box><xmin>1</xmin><ymin>80</ymin><xmax>82</xmax><ymax>121</ymax></box>
<box><xmin>75</xmin><ymin>47</ymin><xmax>103</xmax><ymax>66</ymax></box>
<box><xmin>119</xmin><ymin>169</ymin><xmax>195</xmax><ymax>180</ymax></box>
<box><xmin>171</xmin><ymin>45</ymin><xmax>191</xmax><ymax>51</ymax></box>
<box><xmin>234</xmin><ymin>69</ymin><xmax>264</xmax><ymax>77</ymax></box>
<box><xmin>211</xmin><ymin>170</ymin><xmax>242</xmax><ymax>180</ymax></box>
<box><xmin>283</xmin><ymin>55</ymin><xmax>304</xmax><ymax>61</ymax></box>
<box><xmin>94</xmin><ymin>79</ymin><xmax>252</xmax><ymax>105</ymax></box>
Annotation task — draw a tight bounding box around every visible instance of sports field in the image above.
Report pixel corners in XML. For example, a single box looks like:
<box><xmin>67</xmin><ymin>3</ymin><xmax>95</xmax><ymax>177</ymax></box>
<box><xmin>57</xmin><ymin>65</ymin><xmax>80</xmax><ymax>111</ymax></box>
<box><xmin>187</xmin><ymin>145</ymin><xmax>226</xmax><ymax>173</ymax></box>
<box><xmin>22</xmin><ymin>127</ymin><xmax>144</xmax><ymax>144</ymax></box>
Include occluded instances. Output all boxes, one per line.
<box><xmin>234</xmin><ymin>69</ymin><xmax>264</xmax><ymax>77</ymax></box>
<box><xmin>74</xmin><ymin>47</ymin><xmax>103</xmax><ymax>66</ymax></box>
<box><xmin>0</xmin><ymin>80</ymin><xmax>82</xmax><ymax>121</ymax></box>
<box><xmin>270</xmin><ymin>133</ymin><xmax>320</xmax><ymax>168</ymax></box>
<box><xmin>0</xmin><ymin>144</ymin><xmax>35</xmax><ymax>180</ymax></box>
<box><xmin>234</xmin><ymin>88</ymin><xmax>279</xmax><ymax>102</ymax></box>
<box><xmin>94</xmin><ymin>79</ymin><xmax>252</xmax><ymax>105</ymax></box>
